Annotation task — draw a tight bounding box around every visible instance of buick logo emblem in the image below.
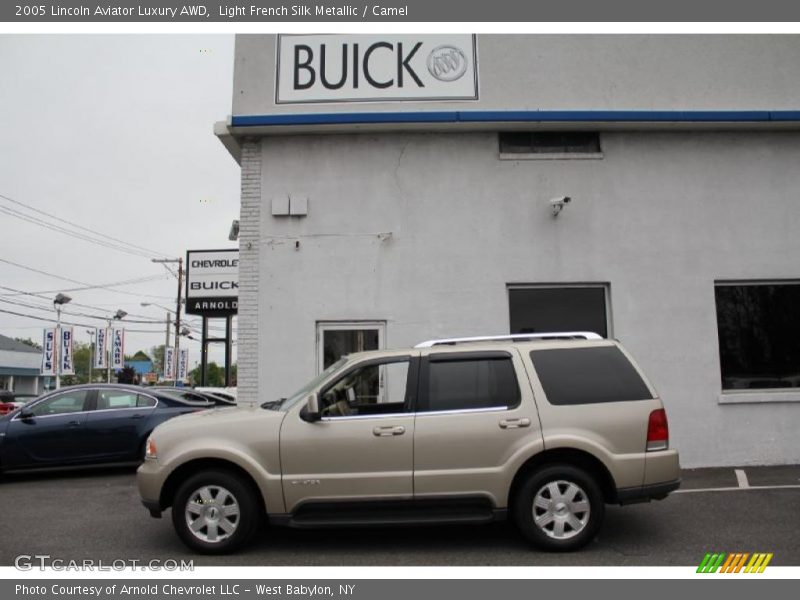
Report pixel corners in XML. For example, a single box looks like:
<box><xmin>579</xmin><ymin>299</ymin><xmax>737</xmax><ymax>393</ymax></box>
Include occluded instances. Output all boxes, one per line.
<box><xmin>427</xmin><ymin>45</ymin><xmax>468</xmax><ymax>82</ymax></box>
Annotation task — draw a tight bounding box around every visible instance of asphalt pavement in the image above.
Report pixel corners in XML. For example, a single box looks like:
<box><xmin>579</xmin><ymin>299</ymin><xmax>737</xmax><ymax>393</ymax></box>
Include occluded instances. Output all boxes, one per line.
<box><xmin>0</xmin><ymin>465</ymin><xmax>798</xmax><ymax>566</ymax></box>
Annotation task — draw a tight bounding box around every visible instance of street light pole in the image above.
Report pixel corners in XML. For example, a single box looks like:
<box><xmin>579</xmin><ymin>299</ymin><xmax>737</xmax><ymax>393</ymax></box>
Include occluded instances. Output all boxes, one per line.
<box><xmin>107</xmin><ymin>310</ymin><xmax>127</xmax><ymax>383</ymax></box>
<box><xmin>53</xmin><ymin>293</ymin><xmax>72</xmax><ymax>390</ymax></box>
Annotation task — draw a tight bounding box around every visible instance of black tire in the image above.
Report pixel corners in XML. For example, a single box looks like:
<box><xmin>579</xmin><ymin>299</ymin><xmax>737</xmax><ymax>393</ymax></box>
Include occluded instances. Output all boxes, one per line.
<box><xmin>171</xmin><ymin>470</ymin><xmax>260</xmax><ymax>554</ymax></box>
<box><xmin>513</xmin><ymin>464</ymin><xmax>604</xmax><ymax>552</ymax></box>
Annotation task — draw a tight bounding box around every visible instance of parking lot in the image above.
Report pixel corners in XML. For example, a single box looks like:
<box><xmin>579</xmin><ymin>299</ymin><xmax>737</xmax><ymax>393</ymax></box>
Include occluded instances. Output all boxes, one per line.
<box><xmin>1</xmin><ymin>465</ymin><xmax>798</xmax><ymax>567</ymax></box>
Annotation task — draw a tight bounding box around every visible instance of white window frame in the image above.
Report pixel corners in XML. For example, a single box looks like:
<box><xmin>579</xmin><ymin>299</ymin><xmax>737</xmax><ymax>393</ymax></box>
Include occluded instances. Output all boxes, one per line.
<box><xmin>315</xmin><ymin>321</ymin><xmax>386</xmax><ymax>375</ymax></box>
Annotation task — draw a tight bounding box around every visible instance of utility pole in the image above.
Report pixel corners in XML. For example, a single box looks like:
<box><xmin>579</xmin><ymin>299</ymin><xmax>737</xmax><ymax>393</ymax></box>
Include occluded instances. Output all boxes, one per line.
<box><xmin>86</xmin><ymin>329</ymin><xmax>94</xmax><ymax>384</ymax></box>
<box><xmin>152</xmin><ymin>257</ymin><xmax>183</xmax><ymax>386</ymax></box>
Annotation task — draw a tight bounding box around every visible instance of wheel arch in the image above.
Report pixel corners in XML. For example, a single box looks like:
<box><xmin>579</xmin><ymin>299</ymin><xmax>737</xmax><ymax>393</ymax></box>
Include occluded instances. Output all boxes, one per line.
<box><xmin>159</xmin><ymin>458</ymin><xmax>267</xmax><ymax>515</ymax></box>
<box><xmin>508</xmin><ymin>448</ymin><xmax>618</xmax><ymax>511</ymax></box>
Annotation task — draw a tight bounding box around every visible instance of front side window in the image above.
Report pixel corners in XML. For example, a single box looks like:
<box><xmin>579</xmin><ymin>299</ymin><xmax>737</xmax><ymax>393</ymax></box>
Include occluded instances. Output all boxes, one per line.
<box><xmin>421</xmin><ymin>354</ymin><xmax>520</xmax><ymax>412</ymax></box>
<box><xmin>715</xmin><ymin>282</ymin><xmax>800</xmax><ymax>390</ymax></box>
<box><xmin>30</xmin><ymin>390</ymin><xmax>90</xmax><ymax>416</ymax></box>
<box><xmin>319</xmin><ymin>358</ymin><xmax>410</xmax><ymax>418</ymax></box>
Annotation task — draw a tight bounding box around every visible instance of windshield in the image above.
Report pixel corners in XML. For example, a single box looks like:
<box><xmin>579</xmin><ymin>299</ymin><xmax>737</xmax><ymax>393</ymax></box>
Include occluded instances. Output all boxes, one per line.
<box><xmin>263</xmin><ymin>357</ymin><xmax>349</xmax><ymax>411</ymax></box>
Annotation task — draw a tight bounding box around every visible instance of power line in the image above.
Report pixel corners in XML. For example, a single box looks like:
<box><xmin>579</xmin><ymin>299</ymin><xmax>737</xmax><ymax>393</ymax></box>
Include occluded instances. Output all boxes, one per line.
<box><xmin>0</xmin><ymin>298</ymin><xmax>164</xmax><ymax>325</ymax></box>
<box><xmin>0</xmin><ymin>307</ymin><xmax>166</xmax><ymax>333</ymax></box>
<box><xmin>0</xmin><ymin>257</ymin><xmax>175</xmax><ymax>300</ymax></box>
<box><xmin>0</xmin><ymin>192</ymin><xmax>170</xmax><ymax>260</ymax></box>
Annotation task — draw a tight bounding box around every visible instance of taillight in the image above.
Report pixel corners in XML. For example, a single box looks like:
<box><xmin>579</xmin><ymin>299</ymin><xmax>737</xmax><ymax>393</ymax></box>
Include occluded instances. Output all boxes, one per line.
<box><xmin>646</xmin><ymin>409</ymin><xmax>669</xmax><ymax>452</ymax></box>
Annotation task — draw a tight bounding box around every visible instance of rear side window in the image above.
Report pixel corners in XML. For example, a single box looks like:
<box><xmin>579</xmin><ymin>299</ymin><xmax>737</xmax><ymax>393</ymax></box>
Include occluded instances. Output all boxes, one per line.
<box><xmin>422</xmin><ymin>354</ymin><xmax>520</xmax><ymax>412</ymax></box>
<box><xmin>530</xmin><ymin>346</ymin><xmax>653</xmax><ymax>405</ymax></box>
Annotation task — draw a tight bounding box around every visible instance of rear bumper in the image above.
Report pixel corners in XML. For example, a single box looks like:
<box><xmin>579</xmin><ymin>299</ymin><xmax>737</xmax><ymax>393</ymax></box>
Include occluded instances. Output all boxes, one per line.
<box><xmin>616</xmin><ymin>478</ymin><xmax>681</xmax><ymax>504</ymax></box>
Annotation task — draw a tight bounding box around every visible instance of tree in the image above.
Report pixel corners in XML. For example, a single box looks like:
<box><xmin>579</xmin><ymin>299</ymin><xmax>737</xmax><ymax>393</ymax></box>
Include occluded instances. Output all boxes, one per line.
<box><xmin>150</xmin><ymin>344</ymin><xmax>166</xmax><ymax>376</ymax></box>
<box><xmin>189</xmin><ymin>361</ymin><xmax>234</xmax><ymax>387</ymax></box>
<box><xmin>15</xmin><ymin>337</ymin><xmax>41</xmax><ymax>350</ymax></box>
<box><xmin>117</xmin><ymin>366</ymin><xmax>137</xmax><ymax>384</ymax></box>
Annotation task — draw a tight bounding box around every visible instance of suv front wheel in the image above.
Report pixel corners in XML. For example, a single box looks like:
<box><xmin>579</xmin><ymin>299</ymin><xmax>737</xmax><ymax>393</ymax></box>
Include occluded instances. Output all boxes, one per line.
<box><xmin>172</xmin><ymin>470</ymin><xmax>260</xmax><ymax>554</ymax></box>
<box><xmin>514</xmin><ymin>464</ymin><xmax>604</xmax><ymax>552</ymax></box>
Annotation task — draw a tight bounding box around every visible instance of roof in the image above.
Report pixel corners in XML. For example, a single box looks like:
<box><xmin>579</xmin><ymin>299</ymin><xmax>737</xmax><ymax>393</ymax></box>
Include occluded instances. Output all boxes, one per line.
<box><xmin>0</xmin><ymin>334</ymin><xmax>41</xmax><ymax>354</ymax></box>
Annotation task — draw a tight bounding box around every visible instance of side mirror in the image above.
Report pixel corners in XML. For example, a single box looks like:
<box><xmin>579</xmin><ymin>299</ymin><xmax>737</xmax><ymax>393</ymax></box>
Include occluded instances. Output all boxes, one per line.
<box><xmin>301</xmin><ymin>393</ymin><xmax>321</xmax><ymax>423</ymax></box>
<box><xmin>19</xmin><ymin>409</ymin><xmax>35</xmax><ymax>421</ymax></box>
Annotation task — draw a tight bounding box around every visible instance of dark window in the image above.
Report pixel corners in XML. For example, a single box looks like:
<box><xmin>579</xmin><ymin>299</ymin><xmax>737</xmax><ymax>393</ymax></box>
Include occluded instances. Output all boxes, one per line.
<box><xmin>423</xmin><ymin>355</ymin><xmax>520</xmax><ymax>412</ymax></box>
<box><xmin>715</xmin><ymin>283</ymin><xmax>800</xmax><ymax>390</ymax></box>
<box><xmin>499</xmin><ymin>132</ymin><xmax>601</xmax><ymax>155</ymax></box>
<box><xmin>137</xmin><ymin>395</ymin><xmax>157</xmax><ymax>408</ymax></box>
<box><xmin>530</xmin><ymin>346</ymin><xmax>653</xmax><ymax>405</ymax></box>
<box><xmin>509</xmin><ymin>286</ymin><xmax>608</xmax><ymax>338</ymax></box>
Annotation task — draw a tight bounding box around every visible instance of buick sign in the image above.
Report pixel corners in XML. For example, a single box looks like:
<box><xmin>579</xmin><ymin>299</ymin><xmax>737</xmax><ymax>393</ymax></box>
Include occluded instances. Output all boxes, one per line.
<box><xmin>276</xmin><ymin>34</ymin><xmax>478</xmax><ymax>104</ymax></box>
<box><xmin>185</xmin><ymin>249</ymin><xmax>239</xmax><ymax>317</ymax></box>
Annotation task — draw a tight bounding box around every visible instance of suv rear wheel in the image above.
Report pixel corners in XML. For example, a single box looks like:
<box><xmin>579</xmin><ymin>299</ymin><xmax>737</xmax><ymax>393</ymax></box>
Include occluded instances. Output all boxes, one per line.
<box><xmin>172</xmin><ymin>470</ymin><xmax>260</xmax><ymax>554</ymax></box>
<box><xmin>514</xmin><ymin>464</ymin><xmax>604</xmax><ymax>552</ymax></box>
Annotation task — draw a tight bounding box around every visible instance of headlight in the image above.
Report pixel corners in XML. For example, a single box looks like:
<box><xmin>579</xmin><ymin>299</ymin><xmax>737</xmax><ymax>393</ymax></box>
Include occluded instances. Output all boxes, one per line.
<box><xmin>145</xmin><ymin>437</ymin><xmax>158</xmax><ymax>460</ymax></box>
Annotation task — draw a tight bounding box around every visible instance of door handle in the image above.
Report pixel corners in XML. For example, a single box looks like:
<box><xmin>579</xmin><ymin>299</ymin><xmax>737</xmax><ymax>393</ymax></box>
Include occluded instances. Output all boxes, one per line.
<box><xmin>373</xmin><ymin>425</ymin><xmax>405</xmax><ymax>437</ymax></box>
<box><xmin>499</xmin><ymin>418</ymin><xmax>531</xmax><ymax>429</ymax></box>
<box><xmin>130</xmin><ymin>414</ymin><xmax>145</xmax><ymax>420</ymax></box>
<box><xmin>67</xmin><ymin>420</ymin><xmax>81</xmax><ymax>427</ymax></box>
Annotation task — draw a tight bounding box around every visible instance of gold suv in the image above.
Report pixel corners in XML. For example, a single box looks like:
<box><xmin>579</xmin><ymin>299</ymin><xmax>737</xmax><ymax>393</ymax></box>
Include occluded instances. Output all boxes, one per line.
<box><xmin>137</xmin><ymin>333</ymin><xmax>680</xmax><ymax>554</ymax></box>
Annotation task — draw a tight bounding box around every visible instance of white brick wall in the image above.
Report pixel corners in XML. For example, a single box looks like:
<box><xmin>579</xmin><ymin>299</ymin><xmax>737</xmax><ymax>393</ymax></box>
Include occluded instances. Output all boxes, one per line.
<box><xmin>237</xmin><ymin>141</ymin><xmax>261</xmax><ymax>406</ymax></box>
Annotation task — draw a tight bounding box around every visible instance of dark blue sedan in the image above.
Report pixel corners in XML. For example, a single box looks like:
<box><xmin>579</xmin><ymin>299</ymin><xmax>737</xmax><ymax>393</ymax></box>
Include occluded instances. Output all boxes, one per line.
<box><xmin>0</xmin><ymin>384</ymin><xmax>211</xmax><ymax>472</ymax></box>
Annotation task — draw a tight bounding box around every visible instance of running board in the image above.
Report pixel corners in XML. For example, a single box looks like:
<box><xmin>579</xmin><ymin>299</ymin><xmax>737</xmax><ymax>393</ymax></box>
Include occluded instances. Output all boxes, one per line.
<box><xmin>271</xmin><ymin>499</ymin><xmax>506</xmax><ymax>529</ymax></box>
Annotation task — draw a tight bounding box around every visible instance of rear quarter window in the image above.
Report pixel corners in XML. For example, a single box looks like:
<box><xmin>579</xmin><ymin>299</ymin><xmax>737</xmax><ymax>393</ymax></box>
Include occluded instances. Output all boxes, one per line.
<box><xmin>530</xmin><ymin>346</ymin><xmax>653</xmax><ymax>405</ymax></box>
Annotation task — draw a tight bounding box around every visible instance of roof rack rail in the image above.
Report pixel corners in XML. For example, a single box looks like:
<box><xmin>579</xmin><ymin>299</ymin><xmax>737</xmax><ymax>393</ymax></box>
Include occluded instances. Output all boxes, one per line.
<box><xmin>414</xmin><ymin>332</ymin><xmax>603</xmax><ymax>348</ymax></box>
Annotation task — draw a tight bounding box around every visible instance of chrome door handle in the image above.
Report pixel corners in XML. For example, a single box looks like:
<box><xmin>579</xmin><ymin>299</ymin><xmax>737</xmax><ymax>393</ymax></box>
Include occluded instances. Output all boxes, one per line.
<box><xmin>499</xmin><ymin>418</ymin><xmax>531</xmax><ymax>429</ymax></box>
<box><xmin>373</xmin><ymin>425</ymin><xmax>406</xmax><ymax>437</ymax></box>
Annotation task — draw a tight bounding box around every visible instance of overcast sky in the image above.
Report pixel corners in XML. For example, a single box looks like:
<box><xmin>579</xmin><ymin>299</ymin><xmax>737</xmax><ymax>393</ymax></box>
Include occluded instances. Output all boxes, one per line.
<box><xmin>0</xmin><ymin>35</ymin><xmax>240</xmax><ymax>368</ymax></box>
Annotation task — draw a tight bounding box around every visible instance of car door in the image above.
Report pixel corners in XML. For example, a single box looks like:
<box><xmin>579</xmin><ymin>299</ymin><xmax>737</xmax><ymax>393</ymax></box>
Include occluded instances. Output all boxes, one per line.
<box><xmin>2</xmin><ymin>389</ymin><xmax>93</xmax><ymax>468</ymax></box>
<box><xmin>83</xmin><ymin>389</ymin><xmax>159</xmax><ymax>460</ymax></box>
<box><xmin>412</xmin><ymin>349</ymin><xmax>543</xmax><ymax>505</ymax></box>
<box><xmin>280</xmin><ymin>354</ymin><xmax>418</xmax><ymax>514</ymax></box>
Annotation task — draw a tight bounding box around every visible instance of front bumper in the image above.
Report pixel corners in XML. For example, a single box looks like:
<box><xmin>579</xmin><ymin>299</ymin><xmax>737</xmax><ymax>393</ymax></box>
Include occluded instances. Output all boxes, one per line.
<box><xmin>137</xmin><ymin>459</ymin><xmax>165</xmax><ymax>518</ymax></box>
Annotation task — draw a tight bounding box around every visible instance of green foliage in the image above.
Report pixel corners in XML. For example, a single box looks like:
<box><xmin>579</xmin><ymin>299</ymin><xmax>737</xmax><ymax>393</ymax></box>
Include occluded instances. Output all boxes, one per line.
<box><xmin>189</xmin><ymin>362</ymin><xmax>237</xmax><ymax>387</ymax></box>
<box><xmin>15</xmin><ymin>337</ymin><xmax>42</xmax><ymax>350</ymax></box>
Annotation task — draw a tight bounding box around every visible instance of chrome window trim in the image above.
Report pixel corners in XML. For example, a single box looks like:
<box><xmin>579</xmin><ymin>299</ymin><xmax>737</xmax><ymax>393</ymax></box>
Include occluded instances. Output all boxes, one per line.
<box><xmin>318</xmin><ymin>405</ymin><xmax>510</xmax><ymax>421</ymax></box>
<box><xmin>415</xmin><ymin>406</ymin><xmax>510</xmax><ymax>416</ymax></box>
<box><xmin>11</xmin><ymin>390</ymin><xmax>160</xmax><ymax>420</ymax></box>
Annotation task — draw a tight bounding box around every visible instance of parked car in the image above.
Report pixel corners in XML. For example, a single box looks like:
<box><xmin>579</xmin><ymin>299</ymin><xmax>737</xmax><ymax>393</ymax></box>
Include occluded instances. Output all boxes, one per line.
<box><xmin>194</xmin><ymin>387</ymin><xmax>237</xmax><ymax>403</ymax></box>
<box><xmin>137</xmin><ymin>332</ymin><xmax>680</xmax><ymax>554</ymax></box>
<box><xmin>152</xmin><ymin>387</ymin><xmax>235</xmax><ymax>407</ymax></box>
<box><xmin>0</xmin><ymin>384</ymin><xmax>211</xmax><ymax>473</ymax></box>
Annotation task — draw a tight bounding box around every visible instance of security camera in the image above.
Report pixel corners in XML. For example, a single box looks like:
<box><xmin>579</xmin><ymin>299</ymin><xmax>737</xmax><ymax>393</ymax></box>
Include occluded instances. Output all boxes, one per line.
<box><xmin>550</xmin><ymin>196</ymin><xmax>572</xmax><ymax>217</ymax></box>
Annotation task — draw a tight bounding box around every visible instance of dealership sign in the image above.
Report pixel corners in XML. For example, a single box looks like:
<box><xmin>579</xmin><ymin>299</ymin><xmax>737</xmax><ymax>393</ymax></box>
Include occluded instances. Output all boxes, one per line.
<box><xmin>164</xmin><ymin>347</ymin><xmax>175</xmax><ymax>380</ymax></box>
<box><xmin>41</xmin><ymin>328</ymin><xmax>56</xmax><ymax>376</ymax></box>
<box><xmin>185</xmin><ymin>249</ymin><xmax>238</xmax><ymax>316</ymax></box>
<box><xmin>276</xmin><ymin>34</ymin><xmax>478</xmax><ymax>104</ymax></box>
<box><xmin>177</xmin><ymin>348</ymin><xmax>189</xmax><ymax>382</ymax></box>
<box><xmin>60</xmin><ymin>327</ymin><xmax>75</xmax><ymax>376</ymax></box>
<box><xmin>110</xmin><ymin>328</ymin><xmax>125</xmax><ymax>370</ymax></box>
<box><xmin>94</xmin><ymin>327</ymin><xmax>107</xmax><ymax>369</ymax></box>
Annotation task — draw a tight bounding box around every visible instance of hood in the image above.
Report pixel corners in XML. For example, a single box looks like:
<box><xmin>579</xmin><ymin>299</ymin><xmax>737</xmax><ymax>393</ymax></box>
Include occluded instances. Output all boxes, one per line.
<box><xmin>150</xmin><ymin>404</ymin><xmax>286</xmax><ymax>441</ymax></box>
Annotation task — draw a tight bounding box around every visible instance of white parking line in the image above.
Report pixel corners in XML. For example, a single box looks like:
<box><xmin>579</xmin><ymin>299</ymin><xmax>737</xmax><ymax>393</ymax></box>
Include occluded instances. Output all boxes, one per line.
<box><xmin>675</xmin><ymin>484</ymin><xmax>800</xmax><ymax>494</ymax></box>
<box><xmin>735</xmin><ymin>468</ymin><xmax>750</xmax><ymax>488</ymax></box>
